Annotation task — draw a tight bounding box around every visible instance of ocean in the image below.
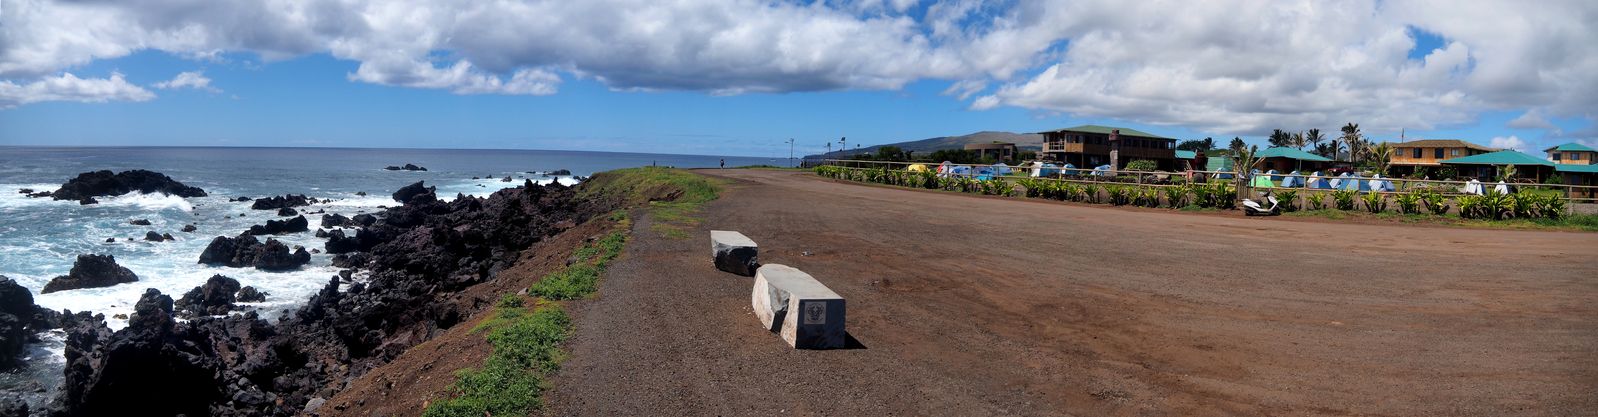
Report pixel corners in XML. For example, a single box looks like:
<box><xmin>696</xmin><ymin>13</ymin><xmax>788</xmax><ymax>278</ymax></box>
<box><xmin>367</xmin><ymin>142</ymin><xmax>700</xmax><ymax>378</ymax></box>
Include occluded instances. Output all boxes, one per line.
<box><xmin>0</xmin><ymin>146</ymin><xmax>782</xmax><ymax>401</ymax></box>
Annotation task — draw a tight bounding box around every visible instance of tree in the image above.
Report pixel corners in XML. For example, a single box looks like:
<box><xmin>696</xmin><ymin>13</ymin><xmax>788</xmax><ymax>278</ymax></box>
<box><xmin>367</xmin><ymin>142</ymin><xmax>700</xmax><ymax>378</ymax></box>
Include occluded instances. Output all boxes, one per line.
<box><xmin>1268</xmin><ymin>129</ymin><xmax>1294</xmax><ymax>148</ymax></box>
<box><xmin>1291</xmin><ymin>132</ymin><xmax>1306</xmax><ymax>149</ymax></box>
<box><xmin>1340</xmin><ymin>123</ymin><xmax>1364</xmax><ymax>163</ymax></box>
<box><xmin>1177</xmin><ymin>139</ymin><xmax>1214</xmax><ymax>152</ymax></box>
<box><xmin>1125</xmin><ymin>159</ymin><xmax>1158</xmax><ymax>172</ymax></box>
<box><xmin>1305</xmin><ymin>128</ymin><xmax>1325</xmax><ymax>152</ymax></box>
<box><xmin>875</xmin><ymin>146</ymin><xmax>908</xmax><ymax>161</ymax></box>
<box><xmin>1369</xmin><ymin>142</ymin><xmax>1394</xmax><ymax>176</ymax></box>
<box><xmin>1229</xmin><ymin>137</ymin><xmax>1246</xmax><ymax>151</ymax></box>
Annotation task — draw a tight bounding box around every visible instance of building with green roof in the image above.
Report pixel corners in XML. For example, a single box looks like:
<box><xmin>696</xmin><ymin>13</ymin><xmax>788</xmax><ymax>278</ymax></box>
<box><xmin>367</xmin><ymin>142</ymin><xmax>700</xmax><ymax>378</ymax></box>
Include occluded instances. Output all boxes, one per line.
<box><xmin>1439</xmin><ymin>150</ymin><xmax>1555</xmax><ymax>181</ymax></box>
<box><xmin>1254</xmin><ymin>147</ymin><xmax>1336</xmax><ymax>173</ymax></box>
<box><xmin>1544</xmin><ymin>142</ymin><xmax>1597</xmax><ymax>165</ymax></box>
<box><xmin>1034</xmin><ymin>125</ymin><xmax>1177</xmax><ymax>170</ymax></box>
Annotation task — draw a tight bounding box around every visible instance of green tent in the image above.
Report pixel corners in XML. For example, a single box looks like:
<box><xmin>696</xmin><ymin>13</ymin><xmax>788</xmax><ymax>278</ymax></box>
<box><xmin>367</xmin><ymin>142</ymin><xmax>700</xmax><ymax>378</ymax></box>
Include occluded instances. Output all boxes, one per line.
<box><xmin>1251</xmin><ymin>175</ymin><xmax>1275</xmax><ymax>188</ymax></box>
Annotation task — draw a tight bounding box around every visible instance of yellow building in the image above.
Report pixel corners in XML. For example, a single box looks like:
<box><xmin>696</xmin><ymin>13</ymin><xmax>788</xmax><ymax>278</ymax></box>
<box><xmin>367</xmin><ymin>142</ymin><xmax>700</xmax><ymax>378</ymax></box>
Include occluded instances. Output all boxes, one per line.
<box><xmin>1386</xmin><ymin>139</ymin><xmax>1496</xmax><ymax>177</ymax></box>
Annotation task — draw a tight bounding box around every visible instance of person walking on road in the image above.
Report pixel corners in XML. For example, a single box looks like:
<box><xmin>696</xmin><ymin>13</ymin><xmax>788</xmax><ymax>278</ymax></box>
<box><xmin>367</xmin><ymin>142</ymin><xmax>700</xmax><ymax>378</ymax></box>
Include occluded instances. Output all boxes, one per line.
<box><xmin>720</xmin><ymin>159</ymin><xmax>725</xmax><ymax>169</ymax></box>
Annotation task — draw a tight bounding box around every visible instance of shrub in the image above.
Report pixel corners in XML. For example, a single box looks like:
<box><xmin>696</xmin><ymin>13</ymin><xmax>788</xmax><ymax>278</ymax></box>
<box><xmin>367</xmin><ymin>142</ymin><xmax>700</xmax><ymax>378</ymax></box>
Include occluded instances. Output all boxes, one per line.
<box><xmin>1419</xmin><ymin>190</ymin><xmax>1449</xmax><ymax>215</ymax></box>
<box><xmin>1134</xmin><ymin>187</ymin><xmax>1160</xmax><ymax>208</ymax></box>
<box><xmin>1125</xmin><ymin>159</ymin><xmax>1158</xmax><ymax>172</ymax></box>
<box><xmin>1086</xmin><ymin>185</ymin><xmax>1106</xmax><ymax>204</ymax></box>
<box><xmin>1163</xmin><ymin>185</ymin><xmax>1190</xmax><ymax>208</ymax></box>
<box><xmin>1511</xmin><ymin>193</ymin><xmax>1538</xmax><ymax>219</ymax></box>
<box><xmin>1539</xmin><ymin>194</ymin><xmax>1567</xmax><ymax>219</ymax></box>
<box><xmin>1332</xmin><ymin>190</ymin><xmax>1357</xmax><ymax>211</ymax></box>
<box><xmin>1276</xmin><ymin>190</ymin><xmax>1299</xmax><ymax>212</ymax></box>
<box><xmin>1107</xmin><ymin>186</ymin><xmax>1132</xmax><ymax>206</ymax></box>
<box><xmin>1305</xmin><ymin>192</ymin><xmax>1327</xmax><ymax>210</ymax></box>
<box><xmin>1362</xmin><ymin>192</ymin><xmax>1387</xmax><ymax>213</ymax></box>
<box><xmin>1394</xmin><ymin>192</ymin><xmax>1422</xmax><ymax>214</ymax></box>
<box><xmin>1459</xmin><ymin>190</ymin><xmax>1514</xmax><ymax>220</ymax></box>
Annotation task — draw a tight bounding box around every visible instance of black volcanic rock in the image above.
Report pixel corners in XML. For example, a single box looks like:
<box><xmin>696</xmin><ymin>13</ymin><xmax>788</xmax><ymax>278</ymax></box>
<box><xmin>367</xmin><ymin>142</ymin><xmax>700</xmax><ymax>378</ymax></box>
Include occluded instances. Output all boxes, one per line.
<box><xmin>548</xmin><ymin>169</ymin><xmax>572</xmax><ymax>176</ymax></box>
<box><xmin>175</xmin><ymin>275</ymin><xmax>242</xmax><ymax>317</ymax></box>
<box><xmin>129</xmin><ymin>219</ymin><xmax>151</xmax><ymax>226</ymax></box>
<box><xmin>199</xmin><ymin>235</ymin><xmax>311</xmax><ymax>271</ymax></box>
<box><xmin>0</xmin><ymin>276</ymin><xmax>42</xmax><ymax>370</ymax></box>
<box><xmin>251</xmin><ymin>194</ymin><xmax>312</xmax><ymax>210</ymax></box>
<box><xmin>277</xmin><ymin>207</ymin><xmax>298</xmax><ymax>216</ymax></box>
<box><xmin>143</xmin><ymin>231</ymin><xmax>164</xmax><ymax>241</ymax></box>
<box><xmin>236</xmin><ymin>286</ymin><xmax>267</xmax><ymax>303</ymax></box>
<box><xmin>352</xmin><ymin>213</ymin><xmax>378</xmax><ymax>227</ymax></box>
<box><xmin>323</xmin><ymin>229</ymin><xmax>361</xmax><ymax>254</ymax></box>
<box><xmin>53</xmin><ymin>179</ymin><xmax>599</xmax><ymax>415</ymax></box>
<box><xmin>246</xmin><ymin>215</ymin><xmax>309</xmax><ymax>235</ymax></box>
<box><xmin>328</xmin><ymin>251</ymin><xmax>369</xmax><ymax>268</ymax></box>
<box><xmin>50</xmin><ymin>169</ymin><xmax>207</xmax><ymax>201</ymax></box>
<box><xmin>181</xmin><ymin>224</ymin><xmax>197</xmax><ymax>233</ymax></box>
<box><xmin>383</xmin><ymin>163</ymin><xmax>427</xmax><ymax>171</ymax></box>
<box><xmin>391</xmin><ymin>181</ymin><xmax>435</xmax><ymax>204</ymax></box>
<box><xmin>41</xmin><ymin>254</ymin><xmax>139</xmax><ymax>294</ymax></box>
<box><xmin>320</xmin><ymin>213</ymin><xmax>348</xmax><ymax>228</ymax></box>
<box><xmin>256</xmin><ymin>241</ymin><xmax>312</xmax><ymax>271</ymax></box>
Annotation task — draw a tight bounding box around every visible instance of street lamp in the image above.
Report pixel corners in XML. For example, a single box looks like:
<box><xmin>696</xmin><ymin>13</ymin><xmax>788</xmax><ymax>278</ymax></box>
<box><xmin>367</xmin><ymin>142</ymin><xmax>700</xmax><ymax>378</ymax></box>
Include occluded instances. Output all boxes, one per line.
<box><xmin>786</xmin><ymin>138</ymin><xmax>795</xmax><ymax>168</ymax></box>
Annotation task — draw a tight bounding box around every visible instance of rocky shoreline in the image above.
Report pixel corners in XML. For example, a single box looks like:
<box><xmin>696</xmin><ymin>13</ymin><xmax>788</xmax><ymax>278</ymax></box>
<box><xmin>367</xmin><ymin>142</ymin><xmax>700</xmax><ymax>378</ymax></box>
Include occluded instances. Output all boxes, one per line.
<box><xmin>1</xmin><ymin>177</ymin><xmax>610</xmax><ymax>416</ymax></box>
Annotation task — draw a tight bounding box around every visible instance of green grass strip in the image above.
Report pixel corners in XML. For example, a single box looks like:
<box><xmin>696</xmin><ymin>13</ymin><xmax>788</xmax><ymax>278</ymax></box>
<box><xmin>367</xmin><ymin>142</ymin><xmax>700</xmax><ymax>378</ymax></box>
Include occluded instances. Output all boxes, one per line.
<box><xmin>531</xmin><ymin>225</ymin><xmax>628</xmax><ymax>300</ymax></box>
<box><xmin>423</xmin><ymin>300</ymin><xmax>571</xmax><ymax>417</ymax></box>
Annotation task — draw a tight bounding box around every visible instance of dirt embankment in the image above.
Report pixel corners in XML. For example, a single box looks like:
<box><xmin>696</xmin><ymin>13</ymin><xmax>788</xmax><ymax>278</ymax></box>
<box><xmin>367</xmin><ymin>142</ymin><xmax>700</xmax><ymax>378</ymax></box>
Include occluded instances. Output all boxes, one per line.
<box><xmin>543</xmin><ymin>169</ymin><xmax>1598</xmax><ymax>417</ymax></box>
<box><xmin>321</xmin><ymin>217</ymin><xmax>618</xmax><ymax>416</ymax></box>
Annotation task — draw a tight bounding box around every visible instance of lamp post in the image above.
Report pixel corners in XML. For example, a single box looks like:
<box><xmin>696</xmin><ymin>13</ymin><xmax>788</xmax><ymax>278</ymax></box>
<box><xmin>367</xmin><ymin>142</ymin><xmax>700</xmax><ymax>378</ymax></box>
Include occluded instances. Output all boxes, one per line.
<box><xmin>786</xmin><ymin>138</ymin><xmax>795</xmax><ymax>168</ymax></box>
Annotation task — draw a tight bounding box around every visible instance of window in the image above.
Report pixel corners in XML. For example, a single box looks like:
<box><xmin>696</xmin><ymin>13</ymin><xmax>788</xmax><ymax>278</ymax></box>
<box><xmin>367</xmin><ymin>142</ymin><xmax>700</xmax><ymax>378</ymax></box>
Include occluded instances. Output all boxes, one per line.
<box><xmin>1434</xmin><ymin>148</ymin><xmax>1444</xmax><ymax>158</ymax></box>
<box><xmin>1412</xmin><ymin>148</ymin><xmax>1422</xmax><ymax>158</ymax></box>
<box><xmin>1571</xmin><ymin>153</ymin><xmax>1583</xmax><ymax>161</ymax></box>
<box><xmin>1452</xmin><ymin>149</ymin><xmax>1461</xmax><ymax>156</ymax></box>
<box><xmin>1553</xmin><ymin>153</ymin><xmax>1562</xmax><ymax>161</ymax></box>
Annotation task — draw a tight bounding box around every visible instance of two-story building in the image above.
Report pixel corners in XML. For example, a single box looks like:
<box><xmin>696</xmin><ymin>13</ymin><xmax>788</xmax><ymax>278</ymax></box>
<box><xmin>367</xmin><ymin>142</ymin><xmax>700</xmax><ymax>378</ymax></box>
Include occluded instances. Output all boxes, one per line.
<box><xmin>1545</xmin><ymin>143</ymin><xmax>1598</xmax><ymax>165</ymax></box>
<box><xmin>1036</xmin><ymin>125</ymin><xmax>1177</xmax><ymax>170</ymax></box>
<box><xmin>1546</xmin><ymin>143</ymin><xmax>1598</xmax><ymax>201</ymax></box>
<box><xmin>1386</xmin><ymin>139</ymin><xmax>1496</xmax><ymax>177</ymax></box>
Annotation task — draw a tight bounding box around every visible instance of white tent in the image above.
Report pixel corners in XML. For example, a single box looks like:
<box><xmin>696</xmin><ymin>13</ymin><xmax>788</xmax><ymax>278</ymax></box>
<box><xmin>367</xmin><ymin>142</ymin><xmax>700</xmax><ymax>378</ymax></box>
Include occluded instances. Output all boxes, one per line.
<box><xmin>1494</xmin><ymin>181</ymin><xmax>1510</xmax><ymax>194</ymax></box>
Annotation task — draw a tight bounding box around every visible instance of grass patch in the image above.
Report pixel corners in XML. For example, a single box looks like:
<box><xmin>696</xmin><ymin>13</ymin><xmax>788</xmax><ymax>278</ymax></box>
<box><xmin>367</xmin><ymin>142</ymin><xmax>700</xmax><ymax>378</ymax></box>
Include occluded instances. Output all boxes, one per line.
<box><xmin>423</xmin><ymin>303</ymin><xmax>571</xmax><ymax>417</ymax></box>
<box><xmin>579</xmin><ymin>167</ymin><xmax>720</xmax><ymax>238</ymax></box>
<box><xmin>1287</xmin><ymin>209</ymin><xmax>1598</xmax><ymax>232</ymax></box>
<box><xmin>530</xmin><ymin>221</ymin><xmax>629</xmax><ymax>300</ymax></box>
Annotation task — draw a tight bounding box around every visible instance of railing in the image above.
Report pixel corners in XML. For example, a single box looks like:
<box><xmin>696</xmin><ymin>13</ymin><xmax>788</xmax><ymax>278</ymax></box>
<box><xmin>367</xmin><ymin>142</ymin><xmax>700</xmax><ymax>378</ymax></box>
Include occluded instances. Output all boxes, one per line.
<box><xmin>815</xmin><ymin>159</ymin><xmax>1598</xmax><ymax>204</ymax></box>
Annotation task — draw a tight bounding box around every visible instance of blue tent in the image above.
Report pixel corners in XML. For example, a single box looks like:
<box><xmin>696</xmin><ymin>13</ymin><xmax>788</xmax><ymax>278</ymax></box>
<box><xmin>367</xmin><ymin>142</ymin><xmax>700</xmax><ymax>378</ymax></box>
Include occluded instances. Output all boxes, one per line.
<box><xmin>1267</xmin><ymin>169</ymin><xmax>1281</xmax><ymax>181</ymax></box>
<box><xmin>1336</xmin><ymin>173</ymin><xmax>1369</xmax><ymax>191</ymax></box>
<box><xmin>1368</xmin><ymin>174</ymin><xmax>1395</xmax><ymax>192</ymax></box>
<box><xmin>1093</xmin><ymin>164</ymin><xmax>1114</xmax><ymax>177</ymax></box>
<box><xmin>1030</xmin><ymin>162</ymin><xmax>1060</xmax><ymax>177</ymax></box>
<box><xmin>992</xmin><ymin>163</ymin><xmax>1012</xmax><ymax>176</ymax></box>
<box><xmin>1306</xmin><ymin>171</ymin><xmax>1330</xmax><ymax>189</ymax></box>
<box><xmin>1280</xmin><ymin>171</ymin><xmax>1303</xmax><ymax>188</ymax></box>
<box><xmin>973</xmin><ymin>165</ymin><xmax>995</xmax><ymax>180</ymax></box>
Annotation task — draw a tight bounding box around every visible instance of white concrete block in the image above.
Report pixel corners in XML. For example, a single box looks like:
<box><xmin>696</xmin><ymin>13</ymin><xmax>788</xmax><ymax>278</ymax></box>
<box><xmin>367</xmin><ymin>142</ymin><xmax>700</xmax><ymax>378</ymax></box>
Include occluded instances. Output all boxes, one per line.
<box><xmin>751</xmin><ymin>264</ymin><xmax>846</xmax><ymax>349</ymax></box>
<box><xmin>710</xmin><ymin>230</ymin><xmax>759</xmax><ymax>276</ymax></box>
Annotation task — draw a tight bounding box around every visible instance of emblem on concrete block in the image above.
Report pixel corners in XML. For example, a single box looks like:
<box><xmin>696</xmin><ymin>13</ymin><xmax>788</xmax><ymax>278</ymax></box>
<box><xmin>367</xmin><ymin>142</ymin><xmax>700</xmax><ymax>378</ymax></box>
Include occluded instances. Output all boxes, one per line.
<box><xmin>803</xmin><ymin>301</ymin><xmax>826</xmax><ymax>324</ymax></box>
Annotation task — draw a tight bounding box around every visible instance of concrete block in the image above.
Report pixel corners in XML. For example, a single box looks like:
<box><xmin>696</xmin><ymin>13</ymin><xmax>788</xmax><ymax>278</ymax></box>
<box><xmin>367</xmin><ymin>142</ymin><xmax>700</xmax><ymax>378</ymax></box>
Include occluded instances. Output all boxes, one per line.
<box><xmin>751</xmin><ymin>264</ymin><xmax>846</xmax><ymax>349</ymax></box>
<box><xmin>710</xmin><ymin>230</ymin><xmax>759</xmax><ymax>276</ymax></box>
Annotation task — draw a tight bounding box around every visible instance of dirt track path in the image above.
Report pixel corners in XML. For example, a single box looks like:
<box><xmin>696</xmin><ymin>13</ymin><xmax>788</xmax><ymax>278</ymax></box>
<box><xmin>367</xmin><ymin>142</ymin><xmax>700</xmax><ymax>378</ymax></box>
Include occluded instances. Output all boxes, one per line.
<box><xmin>545</xmin><ymin>169</ymin><xmax>1598</xmax><ymax>416</ymax></box>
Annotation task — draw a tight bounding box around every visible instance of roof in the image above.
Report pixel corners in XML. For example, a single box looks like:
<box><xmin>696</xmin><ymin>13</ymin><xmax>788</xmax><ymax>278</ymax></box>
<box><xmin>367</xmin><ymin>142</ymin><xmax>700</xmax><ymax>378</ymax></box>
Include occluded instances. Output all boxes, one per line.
<box><xmin>1554</xmin><ymin>164</ymin><xmax>1598</xmax><ymax>174</ymax></box>
<box><xmin>1255</xmin><ymin>147</ymin><xmax>1334</xmax><ymax>162</ymax></box>
<box><xmin>1205</xmin><ymin>157</ymin><xmax>1234</xmax><ymax>171</ymax></box>
<box><xmin>1439</xmin><ymin>150</ymin><xmax>1555</xmax><ymax>166</ymax></box>
<box><xmin>1544</xmin><ymin>142</ymin><xmax>1597</xmax><ymax>153</ymax></box>
<box><xmin>1175</xmin><ymin>150</ymin><xmax>1196</xmax><ymax>159</ymax></box>
<box><xmin>1036</xmin><ymin>125</ymin><xmax>1173</xmax><ymax>140</ymax></box>
<box><xmin>1387</xmin><ymin>139</ymin><xmax>1496</xmax><ymax>152</ymax></box>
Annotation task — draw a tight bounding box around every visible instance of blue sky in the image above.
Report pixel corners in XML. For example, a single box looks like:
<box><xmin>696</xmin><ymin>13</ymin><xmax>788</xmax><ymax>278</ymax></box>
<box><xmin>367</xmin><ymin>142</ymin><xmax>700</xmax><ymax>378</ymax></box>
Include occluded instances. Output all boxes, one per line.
<box><xmin>1</xmin><ymin>1</ymin><xmax>1593</xmax><ymax>157</ymax></box>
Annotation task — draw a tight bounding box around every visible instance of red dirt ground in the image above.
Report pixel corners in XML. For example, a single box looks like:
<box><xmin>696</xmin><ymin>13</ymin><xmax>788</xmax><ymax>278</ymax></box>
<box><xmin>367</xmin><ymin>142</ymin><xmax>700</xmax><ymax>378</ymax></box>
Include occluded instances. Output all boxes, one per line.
<box><xmin>542</xmin><ymin>169</ymin><xmax>1598</xmax><ymax>416</ymax></box>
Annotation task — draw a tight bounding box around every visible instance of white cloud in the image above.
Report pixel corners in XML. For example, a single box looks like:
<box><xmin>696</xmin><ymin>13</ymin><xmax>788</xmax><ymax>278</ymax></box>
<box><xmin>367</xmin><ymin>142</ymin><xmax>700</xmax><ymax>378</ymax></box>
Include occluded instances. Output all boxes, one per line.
<box><xmin>153</xmin><ymin>71</ymin><xmax>219</xmax><ymax>92</ymax></box>
<box><xmin>0</xmin><ymin>0</ymin><xmax>1592</xmax><ymax>137</ymax></box>
<box><xmin>1489</xmin><ymin>135</ymin><xmax>1527</xmax><ymax>153</ymax></box>
<box><xmin>1506</xmin><ymin>109</ymin><xmax>1555</xmax><ymax>130</ymax></box>
<box><xmin>0</xmin><ymin>72</ymin><xmax>154</xmax><ymax>108</ymax></box>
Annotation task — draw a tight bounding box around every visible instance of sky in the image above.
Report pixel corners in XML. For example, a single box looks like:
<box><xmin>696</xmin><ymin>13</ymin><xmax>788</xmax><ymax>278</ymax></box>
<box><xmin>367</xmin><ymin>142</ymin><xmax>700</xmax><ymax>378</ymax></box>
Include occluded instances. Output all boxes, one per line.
<box><xmin>0</xmin><ymin>0</ymin><xmax>1595</xmax><ymax>158</ymax></box>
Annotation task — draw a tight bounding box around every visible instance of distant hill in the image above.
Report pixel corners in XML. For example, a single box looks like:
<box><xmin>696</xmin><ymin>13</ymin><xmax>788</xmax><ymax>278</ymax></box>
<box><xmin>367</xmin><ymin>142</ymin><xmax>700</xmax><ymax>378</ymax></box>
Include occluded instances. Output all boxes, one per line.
<box><xmin>805</xmin><ymin>131</ymin><xmax>1042</xmax><ymax>159</ymax></box>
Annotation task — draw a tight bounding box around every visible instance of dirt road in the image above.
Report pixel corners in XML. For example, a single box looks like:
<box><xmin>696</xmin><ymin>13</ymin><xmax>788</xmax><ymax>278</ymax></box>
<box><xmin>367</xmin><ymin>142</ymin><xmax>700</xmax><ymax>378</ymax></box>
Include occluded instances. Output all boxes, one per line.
<box><xmin>544</xmin><ymin>169</ymin><xmax>1598</xmax><ymax>416</ymax></box>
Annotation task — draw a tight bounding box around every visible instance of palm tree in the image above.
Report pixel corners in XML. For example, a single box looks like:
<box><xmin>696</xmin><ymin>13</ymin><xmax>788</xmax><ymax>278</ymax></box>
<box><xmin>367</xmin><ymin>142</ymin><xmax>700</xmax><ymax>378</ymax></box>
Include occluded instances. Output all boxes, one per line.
<box><xmin>1201</xmin><ymin>137</ymin><xmax>1216</xmax><ymax>152</ymax></box>
<box><xmin>1340</xmin><ymin>123</ymin><xmax>1363</xmax><ymax>163</ymax></box>
<box><xmin>1291</xmin><ymin>132</ymin><xmax>1307</xmax><ymax>149</ymax></box>
<box><xmin>1370</xmin><ymin>142</ymin><xmax>1394</xmax><ymax>176</ymax></box>
<box><xmin>1305</xmin><ymin>128</ymin><xmax>1325</xmax><ymax>152</ymax></box>
<box><xmin>1229</xmin><ymin>137</ymin><xmax>1246</xmax><ymax>151</ymax></box>
<box><xmin>1232</xmin><ymin>144</ymin><xmax>1260</xmax><ymax>199</ymax></box>
<box><xmin>1268</xmin><ymin>129</ymin><xmax>1293</xmax><ymax>148</ymax></box>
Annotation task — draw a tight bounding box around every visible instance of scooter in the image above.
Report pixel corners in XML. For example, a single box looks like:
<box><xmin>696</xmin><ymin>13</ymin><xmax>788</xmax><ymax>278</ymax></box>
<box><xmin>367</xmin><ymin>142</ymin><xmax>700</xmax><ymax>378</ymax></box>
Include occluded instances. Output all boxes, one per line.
<box><xmin>1241</xmin><ymin>190</ymin><xmax>1281</xmax><ymax>216</ymax></box>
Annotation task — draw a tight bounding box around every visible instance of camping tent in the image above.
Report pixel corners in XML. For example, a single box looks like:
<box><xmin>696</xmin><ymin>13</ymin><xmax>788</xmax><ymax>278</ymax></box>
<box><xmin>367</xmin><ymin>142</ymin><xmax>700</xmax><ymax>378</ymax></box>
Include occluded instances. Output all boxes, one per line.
<box><xmin>1251</xmin><ymin>173</ymin><xmax>1275</xmax><ymax>188</ymax></box>
<box><xmin>1368</xmin><ymin>175</ymin><xmax>1395</xmax><ymax>192</ymax></box>
<box><xmin>907</xmin><ymin>164</ymin><xmax>930</xmax><ymax>173</ymax></box>
<box><xmin>1093</xmin><ymin>164</ymin><xmax>1114</xmax><ymax>177</ymax></box>
<box><xmin>992</xmin><ymin>163</ymin><xmax>1012</xmax><ymax>176</ymax></box>
<box><xmin>1306</xmin><ymin>171</ymin><xmax>1330</xmax><ymax>189</ymax></box>
<box><xmin>1280</xmin><ymin>171</ymin><xmax>1303</xmax><ymax>188</ymax></box>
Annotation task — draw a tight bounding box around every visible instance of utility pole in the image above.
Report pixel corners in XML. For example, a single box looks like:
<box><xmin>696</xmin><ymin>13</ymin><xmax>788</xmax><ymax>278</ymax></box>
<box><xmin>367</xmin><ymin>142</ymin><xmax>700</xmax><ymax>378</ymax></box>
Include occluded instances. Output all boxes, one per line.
<box><xmin>785</xmin><ymin>138</ymin><xmax>795</xmax><ymax>167</ymax></box>
<box><xmin>840</xmin><ymin>137</ymin><xmax>847</xmax><ymax>158</ymax></box>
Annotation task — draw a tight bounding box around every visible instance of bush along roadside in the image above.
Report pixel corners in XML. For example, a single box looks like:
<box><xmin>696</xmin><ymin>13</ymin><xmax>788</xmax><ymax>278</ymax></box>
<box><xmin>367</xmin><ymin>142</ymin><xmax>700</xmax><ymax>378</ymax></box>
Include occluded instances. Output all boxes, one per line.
<box><xmin>424</xmin><ymin>210</ymin><xmax>635</xmax><ymax>415</ymax></box>
<box><xmin>817</xmin><ymin>165</ymin><xmax>1594</xmax><ymax>231</ymax></box>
